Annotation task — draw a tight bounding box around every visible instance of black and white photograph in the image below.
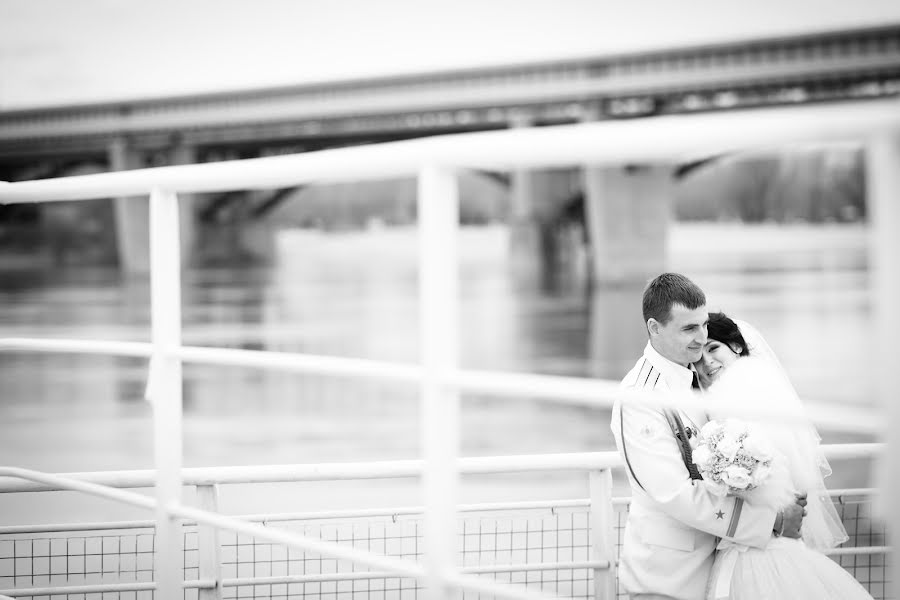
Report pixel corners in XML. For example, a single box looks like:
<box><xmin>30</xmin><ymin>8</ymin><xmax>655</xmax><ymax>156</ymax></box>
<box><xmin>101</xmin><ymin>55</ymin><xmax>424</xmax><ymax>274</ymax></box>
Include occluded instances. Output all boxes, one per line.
<box><xmin>0</xmin><ymin>1</ymin><xmax>897</xmax><ymax>598</ymax></box>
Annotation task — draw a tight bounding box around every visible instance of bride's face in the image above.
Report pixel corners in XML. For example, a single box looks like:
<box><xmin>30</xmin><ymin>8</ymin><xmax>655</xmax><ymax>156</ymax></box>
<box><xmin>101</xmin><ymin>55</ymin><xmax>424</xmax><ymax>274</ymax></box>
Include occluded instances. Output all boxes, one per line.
<box><xmin>695</xmin><ymin>339</ymin><xmax>742</xmax><ymax>386</ymax></box>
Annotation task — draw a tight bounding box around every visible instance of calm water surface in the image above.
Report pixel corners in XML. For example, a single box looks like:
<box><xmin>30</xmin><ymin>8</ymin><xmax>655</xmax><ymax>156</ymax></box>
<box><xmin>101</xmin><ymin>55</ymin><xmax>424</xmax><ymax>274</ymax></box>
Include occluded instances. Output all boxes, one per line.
<box><xmin>0</xmin><ymin>223</ymin><xmax>877</xmax><ymax>524</ymax></box>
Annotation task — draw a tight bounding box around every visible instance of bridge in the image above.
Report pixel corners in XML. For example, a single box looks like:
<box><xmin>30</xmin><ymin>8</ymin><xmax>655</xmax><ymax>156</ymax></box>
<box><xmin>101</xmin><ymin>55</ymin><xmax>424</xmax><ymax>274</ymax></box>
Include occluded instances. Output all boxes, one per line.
<box><xmin>1</xmin><ymin>23</ymin><xmax>899</xmax><ymax>279</ymax></box>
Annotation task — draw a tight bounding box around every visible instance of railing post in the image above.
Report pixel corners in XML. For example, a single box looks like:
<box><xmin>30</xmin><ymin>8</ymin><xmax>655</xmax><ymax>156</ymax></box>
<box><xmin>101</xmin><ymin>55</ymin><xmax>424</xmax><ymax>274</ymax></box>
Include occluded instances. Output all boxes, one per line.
<box><xmin>589</xmin><ymin>468</ymin><xmax>616</xmax><ymax>600</ymax></box>
<box><xmin>418</xmin><ymin>165</ymin><xmax>460</xmax><ymax>600</ymax></box>
<box><xmin>149</xmin><ymin>188</ymin><xmax>184</xmax><ymax>599</ymax></box>
<box><xmin>196</xmin><ymin>484</ymin><xmax>223</xmax><ymax>600</ymax></box>
<box><xmin>865</xmin><ymin>131</ymin><xmax>900</xmax><ymax>591</ymax></box>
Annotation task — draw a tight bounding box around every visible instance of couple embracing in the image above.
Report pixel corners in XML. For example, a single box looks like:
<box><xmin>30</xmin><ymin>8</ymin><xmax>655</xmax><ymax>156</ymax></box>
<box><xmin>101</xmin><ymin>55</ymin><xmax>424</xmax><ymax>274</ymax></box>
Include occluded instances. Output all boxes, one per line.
<box><xmin>612</xmin><ymin>273</ymin><xmax>872</xmax><ymax>600</ymax></box>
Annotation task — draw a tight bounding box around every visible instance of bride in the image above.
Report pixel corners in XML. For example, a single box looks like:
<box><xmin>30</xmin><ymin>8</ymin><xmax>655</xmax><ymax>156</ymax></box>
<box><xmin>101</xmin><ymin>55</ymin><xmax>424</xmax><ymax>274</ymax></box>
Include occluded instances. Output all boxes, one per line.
<box><xmin>694</xmin><ymin>312</ymin><xmax>873</xmax><ymax>600</ymax></box>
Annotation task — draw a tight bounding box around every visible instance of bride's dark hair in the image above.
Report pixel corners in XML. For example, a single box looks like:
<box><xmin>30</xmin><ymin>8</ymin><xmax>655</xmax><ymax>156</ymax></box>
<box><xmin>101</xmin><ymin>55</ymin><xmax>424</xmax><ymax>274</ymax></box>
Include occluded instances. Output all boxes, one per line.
<box><xmin>707</xmin><ymin>312</ymin><xmax>750</xmax><ymax>356</ymax></box>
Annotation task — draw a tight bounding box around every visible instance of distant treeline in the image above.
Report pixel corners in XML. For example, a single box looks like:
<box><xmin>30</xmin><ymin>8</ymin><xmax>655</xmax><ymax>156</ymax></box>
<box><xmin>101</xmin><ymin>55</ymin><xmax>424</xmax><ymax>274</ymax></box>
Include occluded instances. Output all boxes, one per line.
<box><xmin>673</xmin><ymin>147</ymin><xmax>865</xmax><ymax>223</ymax></box>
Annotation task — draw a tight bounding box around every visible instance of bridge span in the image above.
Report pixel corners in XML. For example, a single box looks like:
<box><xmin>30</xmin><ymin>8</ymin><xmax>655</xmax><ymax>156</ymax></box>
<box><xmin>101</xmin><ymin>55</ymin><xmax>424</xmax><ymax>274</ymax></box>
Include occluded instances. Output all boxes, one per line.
<box><xmin>1</xmin><ymin>24</ymin><xmax>899</xmax><ymax>279</ymax></box>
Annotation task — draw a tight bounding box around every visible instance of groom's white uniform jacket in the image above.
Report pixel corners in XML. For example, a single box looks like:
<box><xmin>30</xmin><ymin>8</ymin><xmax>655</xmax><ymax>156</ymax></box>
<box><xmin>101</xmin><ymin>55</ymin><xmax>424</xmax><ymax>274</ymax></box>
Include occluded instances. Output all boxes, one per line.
<box><xmin>611</xmin><ymin>343</ymin><xmax>777</xmax><ymax>600</ymax></box>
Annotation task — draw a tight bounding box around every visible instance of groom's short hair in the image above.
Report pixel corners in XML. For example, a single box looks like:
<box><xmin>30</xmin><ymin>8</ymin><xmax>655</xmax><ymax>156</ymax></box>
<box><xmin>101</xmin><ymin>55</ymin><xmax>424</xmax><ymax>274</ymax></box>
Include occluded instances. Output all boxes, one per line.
<box><xmin>642</xmin><ymin>272</ymin><xmax>706</xmax><ymax>324</ymax></box>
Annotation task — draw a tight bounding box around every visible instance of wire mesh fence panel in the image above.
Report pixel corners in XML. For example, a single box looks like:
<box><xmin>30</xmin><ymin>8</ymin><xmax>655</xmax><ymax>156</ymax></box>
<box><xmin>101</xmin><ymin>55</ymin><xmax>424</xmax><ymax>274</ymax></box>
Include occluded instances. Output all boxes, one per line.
<box><xmin>223</xmin><ymin>506</ymin><xmax>594</xmax><ymax>600</ymax></box>
<box><xmin>832</xmin><ymin>493</ymin><xmax>892</xmax><ymax>600</ymax></box>
<box><xmin>0</xmin><ymin>493</ymin><xmax>890</xmax><ymax>600</ymax></box>
<box><xmin>0</xmin><ymin>530</ymin><xmax>156</xmax><ymax>587</ymax></box>
<box><xmin>0</xmin><ymin>526</ymin><xmax>189</xmax><ymax>600</ymax></box>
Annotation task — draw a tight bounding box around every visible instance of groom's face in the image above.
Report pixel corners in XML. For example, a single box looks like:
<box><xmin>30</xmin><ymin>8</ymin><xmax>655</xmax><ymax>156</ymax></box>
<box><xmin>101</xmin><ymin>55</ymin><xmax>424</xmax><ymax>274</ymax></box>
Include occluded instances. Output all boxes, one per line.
<box><xmin>648</xmin><ymin>303</ymin><xmax>709</xmax><ymax>367</ymax></box>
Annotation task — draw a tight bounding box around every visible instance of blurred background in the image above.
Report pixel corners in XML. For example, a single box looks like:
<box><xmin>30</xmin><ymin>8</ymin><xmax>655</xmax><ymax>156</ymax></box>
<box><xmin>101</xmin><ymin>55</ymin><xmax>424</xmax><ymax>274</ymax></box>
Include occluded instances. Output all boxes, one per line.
<box><xmin>1</xmin><ymin>0</ymin><xmax>898</xmax><ymax>525</ymax></box>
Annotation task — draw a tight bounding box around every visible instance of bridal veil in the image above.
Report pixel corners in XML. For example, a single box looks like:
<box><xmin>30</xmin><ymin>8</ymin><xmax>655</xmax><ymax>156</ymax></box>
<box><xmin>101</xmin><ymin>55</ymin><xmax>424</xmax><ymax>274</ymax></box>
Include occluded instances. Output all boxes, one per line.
<box><xmin>732</xmin><ymin>319</ymin><xmax>848</xmax><ymax>550</ymax></box>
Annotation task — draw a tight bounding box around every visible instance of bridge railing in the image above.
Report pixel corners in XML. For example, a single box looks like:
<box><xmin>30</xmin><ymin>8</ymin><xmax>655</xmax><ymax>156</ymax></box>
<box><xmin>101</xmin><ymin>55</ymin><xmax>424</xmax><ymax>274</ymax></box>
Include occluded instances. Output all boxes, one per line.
<box><xmin>1</xmin><ymin>98</ymin><xmax>899</xmax><ymax>599</ymax></box>
<box><xmin>0</xmin><ymin>446</ymin><xmax>888</xmax><ymax>600</ymax></box>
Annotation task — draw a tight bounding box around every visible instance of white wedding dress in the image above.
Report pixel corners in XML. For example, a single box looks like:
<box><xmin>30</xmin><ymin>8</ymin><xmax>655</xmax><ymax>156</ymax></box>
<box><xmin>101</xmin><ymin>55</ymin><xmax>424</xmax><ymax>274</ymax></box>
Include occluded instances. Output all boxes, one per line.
<box><xmin>703</xmin><ymin>322</ymin><xmax>873</xmax><ymax>600</ymax></box>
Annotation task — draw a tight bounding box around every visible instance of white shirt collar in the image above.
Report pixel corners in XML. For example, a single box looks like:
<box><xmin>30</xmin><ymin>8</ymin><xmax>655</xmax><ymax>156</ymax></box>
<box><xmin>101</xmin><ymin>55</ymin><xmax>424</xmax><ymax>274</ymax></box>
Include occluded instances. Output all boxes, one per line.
<box><xmin>642</xmin><ymin>341</ymin><xmax>697</xmax><ymax>392</ymax></box>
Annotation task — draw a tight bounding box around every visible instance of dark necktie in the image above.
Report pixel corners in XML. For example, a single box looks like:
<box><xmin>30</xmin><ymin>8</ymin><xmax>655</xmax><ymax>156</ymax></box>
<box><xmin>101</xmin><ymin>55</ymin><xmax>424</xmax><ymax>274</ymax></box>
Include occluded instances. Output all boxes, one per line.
<box><xmin>691</xmin><ymin>371</ymin><xmax>701</xmax><ymax>390</ymax></box>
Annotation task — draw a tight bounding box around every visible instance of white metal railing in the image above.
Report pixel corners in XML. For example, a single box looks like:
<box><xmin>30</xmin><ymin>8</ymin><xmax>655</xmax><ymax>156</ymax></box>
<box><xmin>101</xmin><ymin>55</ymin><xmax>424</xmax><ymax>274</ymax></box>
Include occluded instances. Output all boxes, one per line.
<box><xmin>0</xmin><ymin>446</ymin><xmax>881</xmax><ymax>494</ymax></box>
<box><xmin>0</xmin><ymin>338</ymin><xmax>883</xmax><ymax>436</ymax></box>
<box><xmin>0</xmin><ymin>449</ymin><xmax>887</xmax><ymax>599</ymax></box>
<box><xmin>2</xmin><ymin>98</ymin><xmax>899</xmax><ymax>599</ymax></box>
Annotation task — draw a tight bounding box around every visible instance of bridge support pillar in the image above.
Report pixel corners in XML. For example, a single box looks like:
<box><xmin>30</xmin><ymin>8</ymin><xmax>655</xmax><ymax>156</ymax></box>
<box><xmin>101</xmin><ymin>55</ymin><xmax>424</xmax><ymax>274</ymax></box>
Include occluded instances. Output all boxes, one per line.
<box><xmin>168</xmin><ymin>142</ymin><xmax>198</xmax><ymax>267</ymax></box>
<box><xmin>109</xmin><ymin>139</ymin><xmax>198</xmax><ymax>273</ymax></box>
<box><xmin>508</xmin><ymin>115</ymin><xmax>540</xmax><ymax>276</ymax></box>
<box><xmin>109</xmin><ymin>138</ymin><xmax>150</xmax><ymax>273</ymax></box>
<box><xmin>581</xmin><ymin>165</ymin><xmax>671</xmax><ymax>285</ymax></box>
<box><xmin>509</xmin><ymin>167</ymin><xmax>580</xmax><ymax>283</ymax></box>
<box><xmin>507</xmin><ymin>115</ymin><xmax>582</xmax><ymax>285</ymax></box>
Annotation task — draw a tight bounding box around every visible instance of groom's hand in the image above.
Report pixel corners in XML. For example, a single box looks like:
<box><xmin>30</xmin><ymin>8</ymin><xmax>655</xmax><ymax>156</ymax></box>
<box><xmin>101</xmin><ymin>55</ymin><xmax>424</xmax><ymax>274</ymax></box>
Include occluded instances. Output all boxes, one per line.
<box><xmin>776</xmin><ymin>502</ymin><xmax>805</xmax><ymax>539</ymax></box>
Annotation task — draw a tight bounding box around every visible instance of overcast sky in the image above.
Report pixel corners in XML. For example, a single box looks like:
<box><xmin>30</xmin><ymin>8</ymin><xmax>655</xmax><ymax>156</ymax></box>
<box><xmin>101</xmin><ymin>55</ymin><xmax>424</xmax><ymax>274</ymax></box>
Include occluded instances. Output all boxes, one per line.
<box><xmin>2</xmin><ymin>0</ymin><xmax>899</xmax><ymax>110</ymax></box>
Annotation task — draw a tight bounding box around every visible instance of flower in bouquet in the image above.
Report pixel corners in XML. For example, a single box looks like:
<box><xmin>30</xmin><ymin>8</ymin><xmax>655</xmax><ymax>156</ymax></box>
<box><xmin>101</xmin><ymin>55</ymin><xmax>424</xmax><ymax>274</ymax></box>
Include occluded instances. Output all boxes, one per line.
<box><xmin>692</xmin><ymin>418</ymin><xmax>774</xmax><ymax>496</ymax></box>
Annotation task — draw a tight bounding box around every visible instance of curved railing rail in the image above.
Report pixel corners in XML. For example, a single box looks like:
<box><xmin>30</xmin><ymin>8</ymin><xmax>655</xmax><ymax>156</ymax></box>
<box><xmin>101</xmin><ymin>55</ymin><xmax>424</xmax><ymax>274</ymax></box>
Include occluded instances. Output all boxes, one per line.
<box><xmin>0</xmin><ymin>337</ymin><xmax>882</xmax><ymax>436</ymax></box>
<box><xmin>0</xmin><ymin>445</ymin><xmax>882</xmax><ymax>494</ymax></box>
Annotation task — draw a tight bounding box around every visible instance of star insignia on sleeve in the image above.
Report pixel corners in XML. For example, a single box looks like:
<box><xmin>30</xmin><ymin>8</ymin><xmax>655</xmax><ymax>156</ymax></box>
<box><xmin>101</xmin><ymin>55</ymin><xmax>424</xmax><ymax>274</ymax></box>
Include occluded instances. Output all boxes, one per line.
<box><xmin>639</xmin><ymin>424</ymin><xmax>658</xmax><ymax>438</ymax></box>
<box><xmin>715</xmin><ymin>510</ymin><xmax>725</xmax><ymax>520</ymax></box>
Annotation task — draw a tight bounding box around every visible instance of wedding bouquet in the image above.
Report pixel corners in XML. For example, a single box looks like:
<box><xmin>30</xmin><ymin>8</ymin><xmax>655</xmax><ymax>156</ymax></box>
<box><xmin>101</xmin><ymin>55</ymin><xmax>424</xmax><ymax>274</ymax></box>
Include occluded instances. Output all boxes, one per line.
<box><xmin>691</xmin><ymin>418</ymin><xmax>774</xmax><ymax>496</ymax></box>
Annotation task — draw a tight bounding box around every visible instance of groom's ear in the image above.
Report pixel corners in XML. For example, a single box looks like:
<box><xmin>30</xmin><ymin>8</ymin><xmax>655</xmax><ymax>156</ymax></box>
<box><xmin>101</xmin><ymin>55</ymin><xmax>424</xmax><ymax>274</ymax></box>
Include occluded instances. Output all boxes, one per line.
<box><xmin>647</xmin><ymin>318</ymin><xmax>659</xmax><ymax>337</ymax></box>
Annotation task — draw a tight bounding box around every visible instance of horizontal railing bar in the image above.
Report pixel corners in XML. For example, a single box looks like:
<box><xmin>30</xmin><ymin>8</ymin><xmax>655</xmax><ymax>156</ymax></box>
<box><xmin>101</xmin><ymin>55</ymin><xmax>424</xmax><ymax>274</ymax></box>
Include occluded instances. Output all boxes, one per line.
<box><xmin>175</xmin><ymin>344</ymin><xmax>423</xmax><ymax>382</ymax></box>
<box><xmin>0</xmin><ymin>467</ymin><xmax>158</xmax><ymax>507</ymax></box>
<box><xmin>0</xmin><ymin>498</ymin><xmax>594</xmax><ymax>535</ymax></box>
<box><xmin>0</xmin><ymin>337</ymin><xmax>884</xmax><ymax>435</ymax></box>
<box><xmin>223</xmin><ymin>561</ymin><xmax>609</xmax><ymax>587</ymax></box>
<box><xmin>1</xmin><ymin>489</ymin><xmax>877</xmax><ymax>535</ymax></box>
<box><xmin>832</xmin><ymin>488</ymin><xmax>883</xmax><ymax>503</ymax></box>
<box><xmin>451</xmin><ymin>370</ymin><xmax>883</xmax><ymax>434</ymax></box>
<box><xmin>1</xmin><ymin>99</ymin><xmax>899</xmax><ymax>204</ymax></box>
<box><xmin>451</xmin><ymin>367</ymin><xmax>621</xmax><ymax>405</ymax></box>
<box><xmin>223</xmin><ymin>572</ymin><xmax>399</xmax><ymax>586</ymax></box>
<box><xmin>0</xmin><ymin>580</ymin><xmax>215</xmax><ymax>597</ymax></box>
<box><xmin>0</xmin><ymin>338</ymin><xmax>153</xmax><ymax>357</ymax></box>
<box><xmin>464</xmin><ymin>560</ymin><xmax>608</xmax><ymax>574</ymax></box>
<box><xmin>0</xmin><ymin>445</ymin><xmax>881</xmax><ymax>493</ymax></box>
<box><xmin>824</xmin><ymin>546</ymin><xmax>892</xmax><ymax>556</ymax></box>
<box><xmin>0</xmin><ymin>453</ymin><xmax>615</xmax><ymax>493</ymax></box>
<box><xmin>0</xmin><ymin>520</ymin><xmax>156</xmax><ymax>535</ymax></box>
<box><xmin>0</xmin><ymin>338</ymin><xmax>425</xmax><ymax>383</ymax></box>
<box><xmin>243</xmin><ymin>498</ymin><xmax>594</xmax><ymax>523</ymax></box>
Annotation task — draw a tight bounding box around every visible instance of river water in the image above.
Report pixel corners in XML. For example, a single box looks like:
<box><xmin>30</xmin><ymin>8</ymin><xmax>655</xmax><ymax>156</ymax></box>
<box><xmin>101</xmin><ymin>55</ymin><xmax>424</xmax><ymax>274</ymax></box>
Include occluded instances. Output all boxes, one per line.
<box><xmin>0</xmin><ymin>223</ymin><xmax>879</xmax><ymax>524</ymax></box>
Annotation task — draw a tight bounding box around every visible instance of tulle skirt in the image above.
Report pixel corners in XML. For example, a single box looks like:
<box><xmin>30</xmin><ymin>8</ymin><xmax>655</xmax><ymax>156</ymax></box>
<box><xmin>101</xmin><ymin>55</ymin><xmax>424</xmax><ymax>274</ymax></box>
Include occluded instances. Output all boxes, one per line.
<box><xmin>708</xmin><ymin>537</ymin><xmax>874</xmax><ymax>600</ymax></box>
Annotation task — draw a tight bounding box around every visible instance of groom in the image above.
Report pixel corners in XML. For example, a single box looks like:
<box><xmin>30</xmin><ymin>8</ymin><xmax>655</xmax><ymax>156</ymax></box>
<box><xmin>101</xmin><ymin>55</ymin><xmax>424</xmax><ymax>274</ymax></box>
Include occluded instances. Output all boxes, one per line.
<box><xmin>611</xmin><ymin>272</ymin><xmax>805</xmax><ymax>600</ymax></box>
